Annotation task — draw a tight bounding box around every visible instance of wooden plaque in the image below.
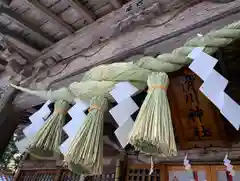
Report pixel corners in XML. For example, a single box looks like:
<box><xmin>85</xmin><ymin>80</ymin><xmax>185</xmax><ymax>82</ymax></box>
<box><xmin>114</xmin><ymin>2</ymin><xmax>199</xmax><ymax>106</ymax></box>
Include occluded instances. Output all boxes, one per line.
<box><xmin>168</xmin><ymin>68</ymin><xmax>227</xmax><ymax>149</ymax></box>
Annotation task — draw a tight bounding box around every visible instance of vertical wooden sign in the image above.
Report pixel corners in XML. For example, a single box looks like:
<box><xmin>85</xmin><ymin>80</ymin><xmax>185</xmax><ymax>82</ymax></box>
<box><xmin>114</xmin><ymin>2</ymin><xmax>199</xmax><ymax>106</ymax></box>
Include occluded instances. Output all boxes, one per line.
<box><xmin>168</xmin><ymin>68</ymin><xmax>227</xmax><ymax>149</ymax></box>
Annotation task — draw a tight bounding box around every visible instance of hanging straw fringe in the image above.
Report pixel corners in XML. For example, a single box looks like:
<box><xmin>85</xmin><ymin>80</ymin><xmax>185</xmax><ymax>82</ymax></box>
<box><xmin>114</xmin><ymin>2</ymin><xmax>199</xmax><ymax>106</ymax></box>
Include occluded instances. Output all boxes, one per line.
<box><xmin>65</xmin><ymin>96</ymin><xmax>108</xmax><ymax>175</ymax></box>
<box><xmin>128</xmin><ymin>72</ymin><xmax>177</xmax><ymax>157</ymax></box>
<box><xmin>29</xmin><ymin>100</ymin><xmax>70</xmax><ymax>159</ymax></box>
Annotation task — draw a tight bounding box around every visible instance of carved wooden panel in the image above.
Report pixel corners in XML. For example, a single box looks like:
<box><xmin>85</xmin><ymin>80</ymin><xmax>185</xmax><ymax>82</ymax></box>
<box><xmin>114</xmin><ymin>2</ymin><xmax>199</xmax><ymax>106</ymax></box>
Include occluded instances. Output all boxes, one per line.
<box><xmin>168</xmin><ymin>68</ymin><xmax>227</xmax><ymax>149</ymax></box>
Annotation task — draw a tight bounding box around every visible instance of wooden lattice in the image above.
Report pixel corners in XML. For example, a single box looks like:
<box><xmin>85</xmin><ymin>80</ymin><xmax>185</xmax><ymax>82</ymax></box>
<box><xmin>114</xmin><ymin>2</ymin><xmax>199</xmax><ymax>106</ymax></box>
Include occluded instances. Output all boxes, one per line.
<box><xmin>126</xmin><ymin>165</ymin><xmax>162</xmax><ymax>181</ymax></box>
<box><xmin>17</xmin><ymin>170</ymin><xmax>58</xmax><ymax>181</ymax></box>
<box><xmin>16</xmin><ymin>169</ymin><xmax>116</xmax><ymax>181</ymax></box>
<box><xmin>60</xmin><ymin>170</ymin><xmax>83</xmax><ymax>181</ymax></box>
<box><xmin>85</xmin><ymin>173</ymin><xmax>115</xmax><ymax>181</ymax></box>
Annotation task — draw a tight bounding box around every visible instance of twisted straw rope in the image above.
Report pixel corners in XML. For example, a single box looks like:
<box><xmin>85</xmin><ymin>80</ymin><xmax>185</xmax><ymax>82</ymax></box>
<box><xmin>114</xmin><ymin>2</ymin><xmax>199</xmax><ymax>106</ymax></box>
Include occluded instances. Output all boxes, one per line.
<box><xmin>10</xmin><ymin>21</ymin><xmax>240</xmax><ymax>102</ymax></box>
<box><xmin>69</xmin><ymin>21</ymin><xmax>240</xmax><ymax>100</ymax></box>
<box><xmin>135</xmin><ymin>21</ymin><xmax>240</xmax><ymax>71</ymax></box>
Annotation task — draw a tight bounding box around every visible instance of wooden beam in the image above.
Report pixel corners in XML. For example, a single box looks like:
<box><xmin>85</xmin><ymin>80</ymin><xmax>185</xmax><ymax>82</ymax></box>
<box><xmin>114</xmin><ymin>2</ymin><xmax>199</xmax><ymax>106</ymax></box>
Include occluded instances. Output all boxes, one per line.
<box><xmin>0</xmin><ymin>24</ymin><xmax>43</xmax><ymax>50</ymax></box>
<box><xmin>27</xmin><ymin>0</ymin><xmax>75</xmax><ymax>34</ymax></box>
<box><xmin>109</xmin><ymin>0</ymin><xmax>122</xmax><ymax>9</ymax></box>
<box><xmin>12</xmin><ymin>0</ymin><xmax>240</xmax><ymax>109</ymax></box>
<box><xmin>0</xmin><ymin>5</ymin><xmax>54</xmax><ymax>46</ymax></box>
<box><xmin>68</xmin><ymin>0</ymin><xmax>96</xmax><ymax>23</ymax></box>
<box><xmin>4</xmin><ymin>35</ymin><xmax>40</xmax><ymax>58</ymax></box>
<box><xmin>33</xmin><ymin>0</ymin><xmax>159</xmax><ymax>63</ymax></box>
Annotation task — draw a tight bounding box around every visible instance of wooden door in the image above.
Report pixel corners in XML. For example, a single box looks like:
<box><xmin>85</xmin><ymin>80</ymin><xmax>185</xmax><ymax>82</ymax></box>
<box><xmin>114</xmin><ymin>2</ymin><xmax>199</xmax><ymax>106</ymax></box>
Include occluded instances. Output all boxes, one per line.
<box><xmin>210</xmin><ymin>165</ymin><xmax>240</xmax><ymax>181</ymax></box>
<box><xmin>167</xmin><ymin>165</ymin><xmax>211</xmax><ymax>181</ymax></box>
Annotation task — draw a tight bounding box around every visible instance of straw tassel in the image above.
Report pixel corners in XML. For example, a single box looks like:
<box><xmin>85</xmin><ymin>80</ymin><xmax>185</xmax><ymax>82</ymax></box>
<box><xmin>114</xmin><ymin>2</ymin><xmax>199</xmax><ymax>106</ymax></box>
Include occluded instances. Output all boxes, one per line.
<box><xmin>28</xmin><ymin>100</ymin><xmax>70</xmax><ymax>159</ymax></box>
<box><xmin>65</xmin><ymin>96</ymin><xmax>108</xmax><ymax>175</ymax></box>
<box><xmin>128</xmin><ymin>72</ymin><xmax>177</xmax><ymax>157</ymax></box>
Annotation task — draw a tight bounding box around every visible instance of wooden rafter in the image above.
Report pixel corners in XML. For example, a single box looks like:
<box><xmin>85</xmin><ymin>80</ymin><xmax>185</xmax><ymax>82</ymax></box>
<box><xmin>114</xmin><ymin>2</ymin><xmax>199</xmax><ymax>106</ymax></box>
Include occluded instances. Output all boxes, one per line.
<box><xmin>0</xmin><ymin>5</ymin><xmax>54</xmax><ymax>46</ymax></box>
<box><xmin>68</xmin><ymin>0</ymin><xmax>96</xmax><ymax>23</ymax></box>
<box><xmin>109</xmin><ymin>0</ymin><xmax>122</xmax><ymax>9</ymax></box>
<box><xmin>0</xmin><ymin>24</ymin><xmax>42</xmax><ymax>50</ymax></box>
<box><xmin>27</xmin><ymin>0</ymin><xmax>75</xmax><ymax>34</ymax></box>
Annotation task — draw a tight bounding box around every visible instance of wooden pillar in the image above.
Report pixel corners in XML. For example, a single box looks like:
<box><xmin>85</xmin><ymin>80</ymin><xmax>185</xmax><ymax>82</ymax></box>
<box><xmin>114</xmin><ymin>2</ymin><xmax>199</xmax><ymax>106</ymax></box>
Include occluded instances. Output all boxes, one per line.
<box><xmin>0</xmin><ymin>79</ymin><xmax>20</xmax><ymax>153</ymax></box>
<box><xmin>115</xmin><ymin>159</ymin><xmax>120</xmax><ymax>181</ymax></box>
<box><xmin>122</xmin><ymin>154</ymin><xmax>128</xmax><ymax>181</ymax></box>
<box><xmin>12</xmin><ymin>168</ymin><xmax>21</xmax><ymax>181</ymax></box>
<box><xmin>0</xmin><ymin>81</ymin><xmax>18</xmax><ymax>112</ymax></box>
<box><xmin>53</xmin><ymin>169</ymin><xmax>61</xmax><ymax>181</ymax></box>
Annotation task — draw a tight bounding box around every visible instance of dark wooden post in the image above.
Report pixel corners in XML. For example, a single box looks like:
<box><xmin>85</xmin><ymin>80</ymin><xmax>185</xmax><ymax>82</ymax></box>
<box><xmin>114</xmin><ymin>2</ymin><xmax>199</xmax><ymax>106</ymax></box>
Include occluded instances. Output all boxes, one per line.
<box><xmin>115</xmin><ymin>159</ymin><xmax>120</xmax><ymax>181</ymax></box>
<box><xmin>0</xmin><ymin>79</ymin><xmax>20</xmax><ymax>153</ymax></box>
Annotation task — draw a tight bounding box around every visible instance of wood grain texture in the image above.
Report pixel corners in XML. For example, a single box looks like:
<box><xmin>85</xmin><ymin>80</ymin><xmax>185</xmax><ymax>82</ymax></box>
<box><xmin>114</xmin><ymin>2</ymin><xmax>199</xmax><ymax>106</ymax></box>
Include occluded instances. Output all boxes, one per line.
<box><xmin>33</xmin><ymin>0</ymin><xmax>178</xmax><ymax>63</ymax></box>
<box><xmin>27</xmin><ymin>0</ymin><xmax>75</xmax><ymax>34</ymax></box>
<box><xmin>68</xmin><ymin>0</ymin><xmax>96</xmax><ymax>23</ymax></box>
<box><xmin>168</xmin><ymin>68</ymin><xmax>227</xmax><ymax>149</ymax></box>
<box><xmin>37</xmin><ymin>0</ymin><xmax>240</xmax><ymax>87</ymax></box>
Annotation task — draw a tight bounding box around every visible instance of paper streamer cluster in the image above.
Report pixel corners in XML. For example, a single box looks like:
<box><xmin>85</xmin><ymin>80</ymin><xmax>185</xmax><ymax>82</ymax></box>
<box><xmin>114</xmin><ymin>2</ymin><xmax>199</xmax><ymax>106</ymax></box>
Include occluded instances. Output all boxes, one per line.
<box><xmin>188</xmin><ymin>47</ymin><xmax>240</xmax><ymax>130</ymax></box>
<box><xmin>15</xmin><ymin>100</ymin><xmax>52</xmax><ymax>153</ymax></box>
<box><xmin>60</xmin><ymin>99</ymin><xmax>89</xmax><ymax>155</ymax></box>
<box><xmin>109</xmin><ymin>82</ymin><xmax>139</xmax><ymax>148</ymax></box>
<box><xmin>15</xmin><ymin>82</ymin><xmax>139</xmax><ymax>156</ymax></box>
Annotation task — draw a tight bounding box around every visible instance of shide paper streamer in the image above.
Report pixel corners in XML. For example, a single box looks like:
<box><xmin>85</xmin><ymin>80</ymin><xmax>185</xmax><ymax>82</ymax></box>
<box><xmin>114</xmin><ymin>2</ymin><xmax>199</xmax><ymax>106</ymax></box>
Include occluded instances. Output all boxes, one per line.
<box><xmin>109</xmin><ymin>82</ymin><xmax>139</xmax><ymax>148</ymax></box>
<box><xmin>188</xmin><ymin>47</ymin><xmax>240</xmax><ymax>130</ymax></box>
<box><xmin>15</xmin><ymin>101</ymin><xmax>52</xmax><ymax>153</ymax></box>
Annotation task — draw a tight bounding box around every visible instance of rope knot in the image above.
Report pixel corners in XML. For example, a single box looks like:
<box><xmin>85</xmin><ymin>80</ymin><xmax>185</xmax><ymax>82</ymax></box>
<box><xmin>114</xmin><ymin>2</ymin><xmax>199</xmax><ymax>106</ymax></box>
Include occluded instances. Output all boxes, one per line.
<box><xmin>148</xmin><ymin>84</ymin><xmax>167</xmax><ymax>93</ymax></box>
<box><xmin>88</xmin><ymin>104</ymin><xmax>101</xmax><ymax>112</ymax></box>
<box><xmin>55</xmin><ymin>109</ymin><xmax>67</xmax><ymax>114</ymax></box>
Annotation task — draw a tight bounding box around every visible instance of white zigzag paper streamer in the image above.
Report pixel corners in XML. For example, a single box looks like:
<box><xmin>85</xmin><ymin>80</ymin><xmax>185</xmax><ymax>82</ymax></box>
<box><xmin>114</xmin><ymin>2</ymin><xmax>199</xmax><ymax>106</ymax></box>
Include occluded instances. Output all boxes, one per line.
<box><xmin>109</xmin><ymin>82</ymin><xmax>139</xmax><ymax>148</ymax></box>
<box><xmin>60</xmin><ymin>99</ymin><xmax>89</xmax><ymax>155</ymax></box>
<box><xmin>188</xmin><ymin>47</ymin><xmax>240</xmax><ymax>130</ymax></box>
<box><xmin>184</xmin><ymin>154</ymin><xmax>191</xmax><ymax>171</ymax></box>
<box><xmin>224</xmin><ymin>154</ymin><xmax>235</xmax><ymax>176</ymax></box>
<box><xmin>15</xmin><ymin>100</ymin><xmax>52</xmax><ymax>153</ymax></box>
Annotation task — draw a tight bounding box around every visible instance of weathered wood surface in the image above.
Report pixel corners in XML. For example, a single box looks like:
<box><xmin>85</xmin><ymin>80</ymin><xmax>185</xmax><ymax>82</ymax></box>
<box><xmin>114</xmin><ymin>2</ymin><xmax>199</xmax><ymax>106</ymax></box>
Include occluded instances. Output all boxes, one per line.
<box><xmin>27</xmin><ymin>0</ymin><xmax>75</xmax><ymax>34</ymax></box>
<box><xmin>12</xmin><ymin>0</ymin><xmax>240</xmax><ymax>110</ymax></box>
<box><xmin>34</xmin><ymin>0</ymin><xmax>240</xmax><ymax>86</ymax></box>
<box><xmin>33</xmin><ymin>0</ymin><xmax>183</xmax><ymax>63</ymax></box>
<box><xmin>0</xmin><ymin>5</ymin><xmax>54</xmax><ymax>47</ymax></box>
<box><xmin>8</xmin><ymin>0</ymin><xmax>117</xmax><ymax>49</ymax></box>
